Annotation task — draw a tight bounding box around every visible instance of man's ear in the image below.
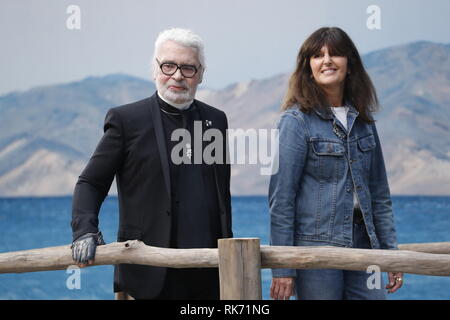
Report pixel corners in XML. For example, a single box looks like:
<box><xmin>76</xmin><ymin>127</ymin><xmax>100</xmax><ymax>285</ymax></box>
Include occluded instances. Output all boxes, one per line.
<box><xmin>151</xmin><ymin>60</ymin><xmax>158</xmax><ymax>81</ymax></box>
<box><xmin>198</xmin><ymin>69</ymin><xmax>204</xmax><ymax>84</ymax></box>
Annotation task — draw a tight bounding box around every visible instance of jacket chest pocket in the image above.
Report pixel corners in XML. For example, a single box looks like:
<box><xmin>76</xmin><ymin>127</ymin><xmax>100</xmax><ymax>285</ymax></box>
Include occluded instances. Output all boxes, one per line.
<box><xmin>311</xmin><ymin>139</ymin><xmax>345</xmax><ymax>181</ymax></box>
<box><xmin>356</xmin><ymin>134</ymin><xmax>376</xmax><ymax>171</ymax></box>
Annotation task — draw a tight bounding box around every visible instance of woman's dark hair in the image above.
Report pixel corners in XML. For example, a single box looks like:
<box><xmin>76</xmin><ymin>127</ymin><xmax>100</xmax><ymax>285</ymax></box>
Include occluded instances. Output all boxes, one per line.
<box><xmin>282</xmin><ymin>27</ymin><xmax>378</xmax><ymax>122</ymax></box>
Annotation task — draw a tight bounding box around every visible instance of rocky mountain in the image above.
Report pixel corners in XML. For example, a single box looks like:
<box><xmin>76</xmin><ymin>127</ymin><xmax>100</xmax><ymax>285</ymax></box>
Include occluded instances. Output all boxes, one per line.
<box><xmin>363</xmin><ymin>42</ymin><xmax>450</xmax><ymax>194</ymax></box>
<box><xmin>0</xmin><ymin>41</ymin><xmax>449</xmax><ymax>196</ymax></box>
<box><xmin>0</xmin><ymin>74</ymin><xmax>154</xmax><ymax>196</ymax></box>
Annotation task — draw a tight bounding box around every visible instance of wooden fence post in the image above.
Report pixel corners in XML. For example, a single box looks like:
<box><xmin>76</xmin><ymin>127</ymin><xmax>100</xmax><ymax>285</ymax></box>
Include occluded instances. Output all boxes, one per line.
<box><xmin>218</xmin><ymin>238</ymin><xmax>262</xmax><ymax>300</ymax></box>
<box><xmin>114</xmin><ymin>291</ymin><xmax>135</xmax><ymax>300</ymax></box>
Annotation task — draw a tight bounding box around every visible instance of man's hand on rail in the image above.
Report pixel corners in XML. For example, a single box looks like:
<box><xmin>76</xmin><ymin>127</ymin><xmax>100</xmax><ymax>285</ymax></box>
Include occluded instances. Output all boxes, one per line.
<box><xmin>386</xmin><ymin>272</ymin><xmax>404</xmax><ymax>294</ymax></box>
<box><xmin>270</xmin><ymin>277</ymin><xmax>295</xmax><ymax>300</ymax></box>
<box><xmin>71</xmin><ymin>231</ymin><xmax>105</xmax><ymax>268</ymax></box>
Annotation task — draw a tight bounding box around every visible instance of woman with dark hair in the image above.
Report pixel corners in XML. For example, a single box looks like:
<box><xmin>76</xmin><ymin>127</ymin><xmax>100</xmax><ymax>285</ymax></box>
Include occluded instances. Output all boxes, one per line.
<box><xmin>269</xmin><ymin>27</ymin><xmax>403</xmax><ymax>300</ymax></box>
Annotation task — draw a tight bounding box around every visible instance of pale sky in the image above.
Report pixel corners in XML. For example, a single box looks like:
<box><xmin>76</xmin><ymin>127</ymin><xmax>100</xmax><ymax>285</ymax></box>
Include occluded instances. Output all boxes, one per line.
<box><xmin>1</xmin><ymin>0</ymin><xmax>450</xmax><ymax>95</ymax></box>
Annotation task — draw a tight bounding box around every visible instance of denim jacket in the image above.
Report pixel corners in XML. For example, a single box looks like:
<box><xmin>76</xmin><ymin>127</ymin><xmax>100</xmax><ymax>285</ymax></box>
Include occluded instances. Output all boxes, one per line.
<box><xmin>269</xmin><ymin>105</ymin><xmax>398</xmax><ymax>278</ymax></box>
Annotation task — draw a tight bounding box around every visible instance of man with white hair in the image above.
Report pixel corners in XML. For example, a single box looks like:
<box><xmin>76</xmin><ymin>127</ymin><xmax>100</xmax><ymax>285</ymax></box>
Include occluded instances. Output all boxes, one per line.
<box><xmin>70</xmin><ymin>28</ymin><xmax>232</xmax><ymax>299</ymax></box>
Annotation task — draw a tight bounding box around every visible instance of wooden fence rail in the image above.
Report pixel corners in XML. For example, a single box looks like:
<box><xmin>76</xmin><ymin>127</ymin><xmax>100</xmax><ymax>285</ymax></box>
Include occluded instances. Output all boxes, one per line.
<box><xmin>1</xmin><ymin>238</ymin><xmax>450</xmax><ymax>299</ymax></box>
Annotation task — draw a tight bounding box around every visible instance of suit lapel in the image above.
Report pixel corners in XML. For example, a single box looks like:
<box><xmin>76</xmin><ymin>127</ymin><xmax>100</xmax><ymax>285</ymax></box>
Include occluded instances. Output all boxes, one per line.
<box><xmin>148</xmin><ymin>93</ymin><xmax>171</xmax><ymax>200</ymax></box>
<box><xmin>196</xmin><ymin>102</ymin><xmax>227</xmax><ymax>220</ymax></box>
<box><xmin>194</xmin><ymin>101</ymin><xmax>208</xmax><ymax>154</ymax></box>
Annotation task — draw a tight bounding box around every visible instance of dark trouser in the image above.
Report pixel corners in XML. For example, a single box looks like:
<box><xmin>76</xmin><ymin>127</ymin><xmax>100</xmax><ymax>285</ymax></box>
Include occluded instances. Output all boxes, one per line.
<box><xmin>154</xmin><ymin>268</ymin><xmax>220</xmax><ymax>300</ymax></box>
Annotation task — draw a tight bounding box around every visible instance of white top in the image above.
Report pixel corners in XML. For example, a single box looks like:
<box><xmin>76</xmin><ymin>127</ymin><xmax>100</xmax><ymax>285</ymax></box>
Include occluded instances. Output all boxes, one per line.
<box><xmin>331</xmin><ymin>106</ymin><xmax>361</xmax><ymax>210</ymax></box>
<box><xmin>331</xmin><ymin>106</ymin><xmax>349</xmax><ymax>130</ymax></box>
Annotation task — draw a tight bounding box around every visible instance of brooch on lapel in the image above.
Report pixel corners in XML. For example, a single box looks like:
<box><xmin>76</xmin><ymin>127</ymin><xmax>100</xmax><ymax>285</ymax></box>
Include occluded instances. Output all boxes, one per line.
<box><xmin>205</xmin><ymin>120</ymin><xmax>212</xmax><ymax>127</ymax></box>
<box><xmin>333</xmin><ymin>122</ymin><xmax>347</xmax><ymax>140</ymax></box>
<box><xmin>186</xmin><ymin>143</ymin><xmax>192</xmax><ymax>159</ymax></box>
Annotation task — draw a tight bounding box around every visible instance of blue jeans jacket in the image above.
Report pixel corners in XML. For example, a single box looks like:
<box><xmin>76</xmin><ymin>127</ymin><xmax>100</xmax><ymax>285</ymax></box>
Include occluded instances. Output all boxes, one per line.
<box><xmin>269</xmin><ymin>105</ymin><xmax>398</xmax><ymax>278</ymax></box>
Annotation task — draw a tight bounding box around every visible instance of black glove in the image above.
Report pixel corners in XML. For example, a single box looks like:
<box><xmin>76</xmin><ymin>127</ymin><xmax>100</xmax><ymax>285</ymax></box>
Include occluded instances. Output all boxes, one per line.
<box><xmin>71</xmin><ymin>231</ymin><xmax>105</xmax><ymax>265</ymax></box>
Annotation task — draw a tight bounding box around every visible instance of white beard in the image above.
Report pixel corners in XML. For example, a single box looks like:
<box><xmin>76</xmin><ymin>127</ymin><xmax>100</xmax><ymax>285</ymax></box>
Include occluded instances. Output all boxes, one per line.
<box><xmin>156</xmin><ymin>79</ymin><xmax>197</xmax><ymax>108</ymax></box>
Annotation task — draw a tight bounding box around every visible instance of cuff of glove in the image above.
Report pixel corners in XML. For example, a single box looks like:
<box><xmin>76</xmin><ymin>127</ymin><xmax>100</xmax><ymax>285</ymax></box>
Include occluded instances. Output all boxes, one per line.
<box><xmin>72</xmin><ymin>231</ymin><xmax>105</xmax><ymax>246</ymax></box>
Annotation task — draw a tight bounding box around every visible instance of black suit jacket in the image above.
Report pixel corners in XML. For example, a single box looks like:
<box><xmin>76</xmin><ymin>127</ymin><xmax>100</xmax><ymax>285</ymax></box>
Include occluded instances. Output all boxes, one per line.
<box><xmin>71</xmin><ymin>93</ymin><xmax>232</xmax><ymax>299</ymax></box>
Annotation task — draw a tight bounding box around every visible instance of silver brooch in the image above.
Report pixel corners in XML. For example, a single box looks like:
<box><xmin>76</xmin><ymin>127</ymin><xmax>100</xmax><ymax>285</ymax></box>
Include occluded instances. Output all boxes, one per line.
<box><xmin>186</xmin><ymin>143</ymin><xmax>192</xmax><ymax>159</ymax></box>
<box><xmin>333</xmin><ymin>122</ymin><xmax>347</xmax><ymax>140</ymax></box>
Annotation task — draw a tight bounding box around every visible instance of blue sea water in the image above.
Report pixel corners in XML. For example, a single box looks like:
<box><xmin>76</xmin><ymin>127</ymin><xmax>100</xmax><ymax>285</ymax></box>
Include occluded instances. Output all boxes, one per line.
<box><xmin>0</xmin><ymin>196</ymin><xmax>450</xmax><ymax>300</ymax></box>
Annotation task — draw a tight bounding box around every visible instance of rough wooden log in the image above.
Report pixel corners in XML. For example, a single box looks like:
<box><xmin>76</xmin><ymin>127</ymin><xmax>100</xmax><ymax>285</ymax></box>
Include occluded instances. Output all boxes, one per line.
<box><xmin>260</xmin><ymin>245</ymin><xmax>450</xmax><ymax>276</ymax></box>
<box><xmin>398</xmin><ymin>242</ymin><xmax>450</xmax><ymax>254</ymax></box>
<box><xmin>1</xmin><ymin>241</ymin><xmax>450</xmax><ymax>277</ymax></box>
<box><xmin>0</xmin><ymin>240</ymin><xmax>218</xmax><ymax>274</ymax></box>
<box><xmin>218</xmin><ymin>238</ymin><xmax>262</xmax><ymax>300</ymax></box>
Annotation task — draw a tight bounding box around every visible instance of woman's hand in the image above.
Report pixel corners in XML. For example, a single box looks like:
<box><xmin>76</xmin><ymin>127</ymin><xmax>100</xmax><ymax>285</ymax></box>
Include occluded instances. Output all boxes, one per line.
<box><xmin>386</xmin><ymin>272</ymin><xmax>404</xmax><ymax>293</ymax></box>
<box><xmin>270</xmin><ymin>277</ymin><xmax>295</xmax><ymax>300</ymax></box>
